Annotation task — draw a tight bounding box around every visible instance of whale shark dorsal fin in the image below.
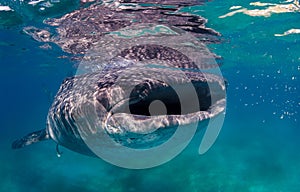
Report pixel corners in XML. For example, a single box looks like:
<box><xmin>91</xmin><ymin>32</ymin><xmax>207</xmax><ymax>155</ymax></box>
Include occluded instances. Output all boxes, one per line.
<box><xmin>12</xmin><ymin>129</ymin><xmax>49</xmax><ymax>149</ymax></box>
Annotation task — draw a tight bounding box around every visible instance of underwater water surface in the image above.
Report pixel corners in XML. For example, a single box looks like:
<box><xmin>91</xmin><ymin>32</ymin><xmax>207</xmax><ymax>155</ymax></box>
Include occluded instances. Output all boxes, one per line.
<box><xmin>0</xmin><ymin>0</ymin><xmax>299</xmax><ymax>191</ymax></box>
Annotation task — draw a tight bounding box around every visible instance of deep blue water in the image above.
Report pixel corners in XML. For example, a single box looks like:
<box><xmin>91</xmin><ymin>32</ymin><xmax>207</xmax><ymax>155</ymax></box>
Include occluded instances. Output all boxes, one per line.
<box><xmin>1</xmin><ymin>0</ymin><xmax>299</xmax><ymax>191</ymax></box>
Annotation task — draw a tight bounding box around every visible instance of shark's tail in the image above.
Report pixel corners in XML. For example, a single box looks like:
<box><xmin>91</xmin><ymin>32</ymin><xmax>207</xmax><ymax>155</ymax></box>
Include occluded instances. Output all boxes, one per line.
<box><xmin>12</xmin><ymin>129</ymin><xmax>49</xmax><ymax>149</ymax></box>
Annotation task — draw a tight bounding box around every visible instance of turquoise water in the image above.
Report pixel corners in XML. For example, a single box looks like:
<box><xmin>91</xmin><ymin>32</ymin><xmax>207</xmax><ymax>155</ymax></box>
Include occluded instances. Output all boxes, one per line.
<box><xmin>1</xmin><ymin>0</ymin><xmax>299</xmax><ymax>191</ymax></box>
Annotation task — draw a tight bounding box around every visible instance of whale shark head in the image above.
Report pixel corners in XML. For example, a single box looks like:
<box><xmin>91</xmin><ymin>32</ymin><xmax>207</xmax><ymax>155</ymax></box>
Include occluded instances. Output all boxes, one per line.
<box><xmin>96</xmin><ymin>66</ymin><xmax>226</xmax><ymax>147</ymax></box>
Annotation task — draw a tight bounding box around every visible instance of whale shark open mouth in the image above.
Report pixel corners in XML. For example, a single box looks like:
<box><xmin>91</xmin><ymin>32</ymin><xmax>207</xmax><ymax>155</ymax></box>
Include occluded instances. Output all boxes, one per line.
<box><xmin>101</xmin><ymin>68</ymin><xmax>226</xmax><ymax>147</ymax></box>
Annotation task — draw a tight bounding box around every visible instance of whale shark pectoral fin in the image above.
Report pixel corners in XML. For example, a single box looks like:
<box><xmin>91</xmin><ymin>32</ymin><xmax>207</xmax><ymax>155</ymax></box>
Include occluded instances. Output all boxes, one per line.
<box><xmin>12</xmin><ymin>129</ymin><xmax>49</xmax><ymax>149</ymax></box>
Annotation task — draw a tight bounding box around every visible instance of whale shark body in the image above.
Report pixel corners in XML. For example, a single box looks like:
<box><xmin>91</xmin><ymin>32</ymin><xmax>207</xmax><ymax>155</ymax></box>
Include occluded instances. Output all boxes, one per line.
<box><xmin>12</xmin><ymin>42</ymin><xmax>226</xmax><ymax>156</ymax></box>
<box><xmin>12</xmin><ymin>1</ymin><xmax>226</xmax><ymax>159</ymax></box>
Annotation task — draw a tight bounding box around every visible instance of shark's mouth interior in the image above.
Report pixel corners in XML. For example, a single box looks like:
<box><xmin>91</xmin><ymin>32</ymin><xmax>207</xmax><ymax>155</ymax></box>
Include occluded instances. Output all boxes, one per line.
<box><xmin>128</xmin><ymin>81</ymin><xmax>212</xmax><ymax>116</ymax></box>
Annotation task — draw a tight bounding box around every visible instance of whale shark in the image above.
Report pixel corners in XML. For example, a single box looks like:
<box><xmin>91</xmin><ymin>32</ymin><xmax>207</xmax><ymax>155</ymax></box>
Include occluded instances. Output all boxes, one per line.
<box><xmin>12</xmin><ymin>1</ymin><xmax>226</xmax><ymax>161</ymax></box>
<box><xmin>12</xmin><ymin>26</ymin><xmax>226</xmax><ymax>157</ymax></box>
